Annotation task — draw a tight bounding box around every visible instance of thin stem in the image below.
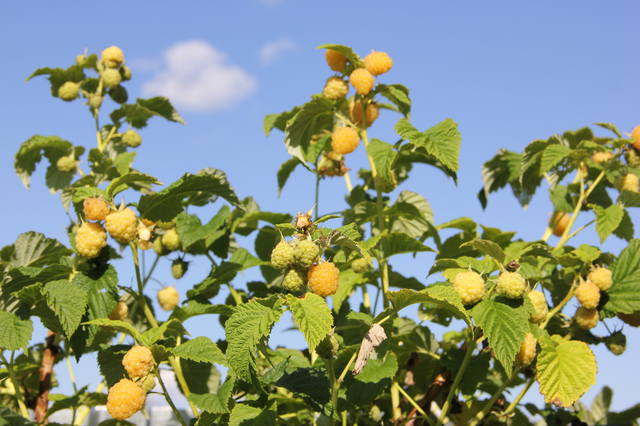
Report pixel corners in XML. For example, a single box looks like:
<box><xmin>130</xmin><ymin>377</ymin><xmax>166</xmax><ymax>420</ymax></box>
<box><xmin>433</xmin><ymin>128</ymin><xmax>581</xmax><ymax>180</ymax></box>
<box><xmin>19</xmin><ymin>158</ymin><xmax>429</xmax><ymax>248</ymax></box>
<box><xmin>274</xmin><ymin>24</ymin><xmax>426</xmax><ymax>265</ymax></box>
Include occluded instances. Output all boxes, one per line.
<box><xmin>343</xmin><ymin>172</ymin><xmax>353</xmax><ymax>193</ymax></box>
<box><xmin>337</xmin><ymin>351</ymin><xmax>358</xmax><ymax>384</ymax></box>
<box><xmin>326</xmin><ymin>358</ymin><xmax>339</xmax><ymax>426</ymax></box>
<box><xmin>315</xmin><ymin>173</ymin><xmax>321</xmax><ymax>220</ymax></box>
<box><xmin>469</xmin><ymin>379</ymin><xmax>509</xmax><ymax>426</ymax></box>
<box><xmin>361</xmin><ymin>285</ymin><xmax>371</xmax><ymax>313</ymax></box>
<box><xmin>142</xmin><ymin>254</ymin><xmax>160</xmax><ymax>287</ymax></box>
<box><xmin>157</xmin><ymin>371</ymin><xmax>188</xmax><ymax>426</ymax></box>
<box><xmin>436</xmin><ymin>331</ymin><xmax>476</xmax><ymax>426</ymax></box>
<box><xmin>394</xmin><ymin>382</ymin><xmax>433</xmax><ymax>425</ymax></box>
<box><xmin>65</xmin><ymin>356</ymin><xmax>79</xmax><ymax>423</ymax></box>
<box><xmin>1</xmin><ymin>352</ymin><xmax>29</xmax><ymax>418</ymax></box>
<box><xmin>541</xmin><ymin>281</ymin><xmax>577</xmax><ymax>329</ymax></box>
<box><xmin>502</xmin><ymin>377</ymin><xmax>535</xmax><ymax>416</ymax></box>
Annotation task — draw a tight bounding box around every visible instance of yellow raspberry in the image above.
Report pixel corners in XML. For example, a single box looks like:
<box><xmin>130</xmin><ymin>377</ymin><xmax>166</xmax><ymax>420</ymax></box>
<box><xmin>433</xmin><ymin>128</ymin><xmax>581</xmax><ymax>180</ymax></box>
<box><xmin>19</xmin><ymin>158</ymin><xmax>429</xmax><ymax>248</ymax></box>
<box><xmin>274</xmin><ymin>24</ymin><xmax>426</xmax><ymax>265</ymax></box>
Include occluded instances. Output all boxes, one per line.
<box><xmin>122</xmin><ymin>345</ymin><xmax>154</xmax><ymax>379</ymax></box>
<box><xmin>588</xmin><ymin>266</ymin><xmax>612</xmax><ymax>291</ymax></box>
<box><xmin>101</xmin><ymin>46</ymin><xmax>125</xmax><ymax>68</ymax></box>
<box><xmin>83</xmin><ymin>197</ymin><xmax>110</xmax><ymax>221</ymax></box>
<box><xmin>331</xmin><ymin>127</ymin><xmax>360</xmax><ymax>155</ymax></box>
<box><xmin>122</xmin><ymin>129</ymin><xmax>142</xmax><ymax>148</ymax></box>
<box><xmin>101</xmin><ymin>68</ymin><xmax>122</xmax><ymax>89</ymax></box>
<box><xmin>516</xmin><ymin>333</ymin><xmax>537</xmax><ymax>366</ymax></box>
<box><xmin>283</xmin><ymin>268</ymin><xmax>306</xmax><ymax>293</ymax></box>
<box><xmin>106</xmin><ymin>378</ymin><xmax>145</xmax><ymax>420</ymax></box>
<box><xmin>56</xmin><ymin>154</ymin><xmax>77</xmax><ymax>172</ymax></box>
<box><xmin>575</xmin><ymin>279</ymin><xmax>600</xmax><ymax>309</ymax></box>
<box><xmin>323</xmin><ymin>77</ymin><xmax>349</xmax><ymax>100</ymax></box>
<box><xmin>157</xmin><ymin>286</ymin><xmax>179</xmax><ymax>311</ymax></box>
<box><xmin>88</xmin><ymin>94</ymin><xmax>103</xmax><ymax>110</ymax></box>
<box><xmin>364</xmin><ymin>51</ymin><xmax>393</xmax><ymax>76</ymax></box>
<box><xmin>349</xmin><ymin>100</ymin><xmax>379</xmax><ymax>128</ymax></box>
<box><xmin>325</xmin><ymin>49</ymin><xmax>347</xmax><ymax>72</ymax></box>
<box><xmin>161</xmin><ymin>228</ymin><xmax>181</xmax><ymax>252</ymax></box>
<box><xmin>349</xmin><ymin>68</ymin><xmax>375</xmax><ymax>95</ymax></box>
<box><xmin>632</xmin><ymin>125</ymin><xmax>640</xmax><ymax>151</ymax></box>
<box><xmin>308</xmin><ymin>262</ymin><xmax>340</xmax><ymax>297</ymax></box>
<box><xmin>550</xmin><ymin>211</ymin><xmax>570</xmax><ymax>237</ymax></box>
<box><xmin>109</xmin><ymin>300</ymin><xmax>128</xmax><ymax>321</ymax></box>
<box><xmin>293</xmin><ymin>239</ymin><xmax>320</xmax><ymax>268</ymax></box>
<box><xmin>58</xmin><ymin>81</ymin><xmax>80</xmax><ymax>101</ymax></box>
<box><xmin>591</xmin><ymin>151</ymin><xmax>613</xmax><ymax>164</ymax></box>
<box><xmin>452</xmin><ymin>271</ymin><xmax>486</xmax><ymax>305</ymax></box>
<box><xmin>527</xmin><ymin>290</ymin><xmax>548</xmax><ymax>324</ymax></box>
<box><xmin>105</xmin><ymin>208</ymin><xmax>138</xmax><ymax>244</ymax></box>
<box><xmin>75</xmin><ymin>222</ymin><xmax>107</xmax><ymax>258</ymax></box>
<box><xmin>495</xmin><ymin>271</ymin><xmax>526</xmax><ymax>299</ymax></box>
<box><xmin>574</xmin><ymin>307</ymin><xmax>599</xmax><ymax>330</ymax></box>
<box><xmin>617</xmin><ymin>173</ymin><xmax>639</xmax><ymax>192</ymax></box>
<box><xmin>271</xmin><ymin>240</ymin><xmax>294</xmax><ymax>270</ymax></box>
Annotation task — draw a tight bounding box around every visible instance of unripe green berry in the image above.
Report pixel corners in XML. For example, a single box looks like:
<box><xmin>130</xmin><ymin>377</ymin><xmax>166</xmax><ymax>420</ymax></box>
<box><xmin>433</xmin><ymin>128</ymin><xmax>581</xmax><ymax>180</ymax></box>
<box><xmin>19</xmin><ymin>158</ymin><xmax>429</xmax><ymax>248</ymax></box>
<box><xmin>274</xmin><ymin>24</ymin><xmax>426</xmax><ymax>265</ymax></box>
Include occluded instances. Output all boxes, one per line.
<box><xmin>527</xmin><ymin>290</ymin><xmax>548</xmax><ymax>324</ymax></box>
<box><xmin>351</xmin><ymin>258</ymin><xmax>370</xmax><ymax>273</ymax></box>
<box><xmin>58</xmin><ymin>81</ymin><xmax>80</xmax><ymax>101</ymax></box>
<box><xmin>270</xmin><ymin>240</ymin><xmax>294</xmax><ymax>270</ymax></box>
<box><xmin>75</xmin><ymin>54</ymin><xmax>89</xmax><ymax>67</ymax></box>
<box><xmin>121</xmin><ymin>65</ymin><xmax>132</xmax><ymax>81</ymax></box>
<box><xmin>88</xmin><ymin>94</ymin><xmax>103</xmax><ymax>110</ymax></box>
<box><xmin>102</xmin><ymin>68</ymin><xmax>122</xmax><ymax>88</ymax></box>
<box><xmin>282</xmin><ymin>268</ymin><xmax>306</xmax><ymax>293</ymax></box>
<box><xmin>122</xmin><ymin>129</ymin><xmax>142</xmax><ymax>147</ymax></box>
<box><xmin>153</xmin><ymin>238</ymin><xmax>167</xmax><ymax>256</ymax></box>
<box><xmin>574</xmin><ymin>307</ymin><xmax>598</xmax><ymax>330</ymax></box>
<box><xmin>605</xmin><ymin>332</ymin><xmax>626</xmax><ymax>356</ymax></box>
<box><xmin>293</xmin><ymin>239</ymin><xmax>320</xmax><ymax>268</ymax></box>
<box><xmin>516</xmin><ymin>333</ymin><xmax>537</xmax><ymax>366</ymax></box>
<box><xmin>56</xmin><ymin>154</ymin><xmax>76</xmax><ymax>172</ymax></box>
<box><xmin>495</xmin><ymin>271</ymin><xmax>526</xmax><ymax>299</ymax></box>
<box><xmin>161</xmin><ymin>228</ymin><xmax>181</xmax><ymax>252</ymax></box>
<box><xmin>316</xmin><ymin>333</ymin><xmax>339</xmax><ymax>359</ymax></box>
<box><xmin>171</xmin><ymin>258</ymin><xmax>188</xmax><ymax>279</ymax></box>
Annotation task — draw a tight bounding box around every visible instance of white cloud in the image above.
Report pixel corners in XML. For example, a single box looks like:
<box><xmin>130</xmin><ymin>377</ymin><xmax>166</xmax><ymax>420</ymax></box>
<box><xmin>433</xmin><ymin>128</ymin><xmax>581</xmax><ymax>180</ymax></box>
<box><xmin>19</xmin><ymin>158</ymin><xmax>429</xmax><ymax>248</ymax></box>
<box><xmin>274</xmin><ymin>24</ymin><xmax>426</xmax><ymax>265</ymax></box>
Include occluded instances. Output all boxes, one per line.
<box><xmin>142</xmin><ymin>40</ymin><xmax>256</xmax><ymax>112</ymax></box>
<box><xmin>260</xmin><ymin>38</ymin><xmax>296</xmax><ymax>64</ymax></box>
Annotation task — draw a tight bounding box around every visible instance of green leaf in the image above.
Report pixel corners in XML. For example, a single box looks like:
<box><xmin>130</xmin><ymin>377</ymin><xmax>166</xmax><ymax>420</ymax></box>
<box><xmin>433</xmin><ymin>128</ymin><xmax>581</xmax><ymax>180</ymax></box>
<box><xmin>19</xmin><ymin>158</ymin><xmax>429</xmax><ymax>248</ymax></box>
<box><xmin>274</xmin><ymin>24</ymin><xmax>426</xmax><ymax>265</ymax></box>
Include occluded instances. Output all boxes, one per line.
<box><xmin>264</xmin><ymin>107</ymin><xmax>300</xmax><ymax>136</ymax></box>
<box><xmin>332</xmin><ymin>270</ymin><xmax>366</xmax><ymax>313</ymax></box>
<box><xmin>110</xmin><ymin>97</ymin><xmax>184</xmax><ymax>128</ymax></box>
<box><xmin>536</xmin><ymin>335</ymin><xmax>596</xmax><ymax>407</ymax></box>
<box><xmin>8</xmin><ymin>232</ymin><xmax>70</xmax><ymax>268</ymax></box>
<box><xmin>395</xmin><ymin>118</ymin><xmax>461</xmax><ymax>173</ymax></box>
<box><xmin>368</xmin><ymin>139</ymin><xmax>397</xmax><ymax>184</ymax></box>
<box><xmin>377</xmin><ymin>84</ymin><xmax>411</xmax><ymax>115</ymax></box>
<box><xmin>42</xmin><ymin>280</ymin><xmax>88</xmax><ymax>337</ymax></box>
<box><xmin>140</xmin><ymin>319</ymin><xmax>186</xmax><ymax>346</ymax></box>
<box><xmin>477</xmin><ymin>150</ymin><xmax>524</xmax><ymax>208</ymax></box>
<box><xmin>387</xmin><ymin>285</ymin><xmax>469</xmax><ymax>323</ymax></box>
<box><xmin>138</xmin><ymin>168</ymin><xmax>239</xmax><ymax>221</ymax></box>
<box><xmin>591</xmin><ymin>204</ymin><xmax>624</xmax><ymax>243</ymax></box>
<box><xmin>540</xmin><ymin>144</ymin><xmax>571</xmax><ymax>173</ymax></box>
<box><xmin>225</xmin><ymin>297</ymin><xmax>283</xmax><ymax>382</ymax></box>
<box><xmin>460</xmin><ymin>239</ymin><xmax>506</xmax><ymax>264</ymax></box>
<box><xmin>175</xmin><ymin>207</ymin><xmax>231</xmax><ymax>249</ymax></box>
<box><xmin>229</xmin><ymin>403</ymin><xmax>277</xmax><ymax>426</ymax></box>
<box><xmin>471</xmin><ymin>297</ymin><xmax>530</xmax><ymax>372</ymax></box>
<box><xmin>388</xmin><ymin>190</ymin><xmax>433</xmax><ymax>239</ymax></box>
<box><xmin>605</xmin><ymin>239</ymin><xmax>640</xmax><ymax>314</ymax></box>
<box><xmin>14</xmin><ymin>135</ymin><xmax>75</xmax><ymax>188</ymax></box>
<box><xmin>97</xmin><ymin>344</ymin><xmax>129</xmax><ymax>387</ymax></box>
<box><xmin>288</xmin><ymin>293</ymin><xmax>333</xmax><ymax>351</ymax></box>
<box><xmin>353</xmin><ymin>352</ymin><xmax>398</xmax><ymax>383</ymax></box>
<box><xmin>0</xmin><ymin>312</ymin><xmax>33</xmax><ymax>350</ymax></box>
<box><xmin>316</xmin><ymin>44</ymin><xmax>363</xmax><ymax>67</ymax></box>
<box><xmin>619</xmin><ymin>190</ymin><xmax>640</xmax><ymax>208</ymax></box>
<box><xmin>83</xmin><ymin>319</ymin><xmax>144</xmax><ymax>343</ymax></box>
<box><xmin>594</xmin><ymin>122</ymin><xmax>622</xmax><ymax>137</ymax></box>
<box><xmin>106</xmin><ymin>171</ymin><xmax>161</xmax><ymax>198</ymax></box>
<box><xmin>285</xmin><ymin>97</ymin><xmax>334</xmax><ymax>154</ymax></box>
<box><xmin>189</xmin><ymin>377</ymin><xmax>235</xmax><ymax>413</ymax></box>
<box><xmin>377</xmin><ymin>232</ymin><xmax>432</xmax><ymax>258</ymax></box>
<box><xmin>171</xmin><ymin>336</ymin><xmax>227</xmax><ymax>366</ymax></box>
<box><xmin>277</xmin><ymin>157</ymin><xmax>300</xmax><ymax>196</ymax></box>
<box><xmin>27</xmin><ymin>65</ymin><xmax>85</xmax><ymax>96</ymax></box>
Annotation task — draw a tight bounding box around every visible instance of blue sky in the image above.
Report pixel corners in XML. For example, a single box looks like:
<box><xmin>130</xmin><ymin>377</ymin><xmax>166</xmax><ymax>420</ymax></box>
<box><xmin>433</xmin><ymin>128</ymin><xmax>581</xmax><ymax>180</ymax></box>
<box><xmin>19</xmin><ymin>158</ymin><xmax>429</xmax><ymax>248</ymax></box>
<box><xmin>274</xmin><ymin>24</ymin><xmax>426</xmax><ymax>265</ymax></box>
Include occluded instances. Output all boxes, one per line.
<box><xmin>1</xmin><ymin>0</ymin><xmax>639</xmax><ymax>415</ymax></box>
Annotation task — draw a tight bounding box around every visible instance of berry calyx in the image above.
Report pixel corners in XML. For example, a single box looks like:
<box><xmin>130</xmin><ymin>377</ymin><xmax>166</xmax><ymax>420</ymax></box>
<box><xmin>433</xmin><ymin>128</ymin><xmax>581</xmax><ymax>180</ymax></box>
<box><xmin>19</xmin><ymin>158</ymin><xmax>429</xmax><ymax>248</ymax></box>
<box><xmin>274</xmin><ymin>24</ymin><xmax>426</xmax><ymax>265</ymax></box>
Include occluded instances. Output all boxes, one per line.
<box><xmin>109</xmin><ymin>300</ymin><xmax>128</xmax><ymax>321</ymax></box>
<box><xmin>75</xmin><ymin>222</ymin><xmax>107</xmax><ymax>258</ymax></box>
<box><xmin>101</xmin><ymin>46</ymin><xmax>125</xmax><ymax>68</ymax></box>
<box><xmin>101</xmin><ymin>68</ymin><xmax>122</xmax><ymax>88</ymax></box>
<box><xmin>331</xmin><ymin>127</ymin><xmax>360</xmax><ymax>155</ymax></box>
<box><xmin>323</xmin><ymin>77</ymin><xmax>348</xmax><ymax>100</ymax></box>
<box><xmin>527</xmin><ymin>290</ymin><xmax>548</xmax><ymax>324</ymax></box>
<box><xmin>271</xmin><ymin>240</ymin><xmax>294</xmax><ymax>270</ymax></box>
<box><xmin>495</xmin><ymin>271</ymin><xmax>526</xmax><ymax>299</ymax></box>
<box><xmin>157</xmin><ymin>286</ymin><xmax>179</xmax><ymax>311</ymax></box>
<box><xmin>106</xmin><ymin>378</ymin><xmax>145</xmax><ymax>420</ymax></box>
<box><xmin>282</xmin><ymin>268</ymin><xmax>306</xmax><ymax>293</ymax></box>
<box><xmin>574</xmin><ymin>306</ymin><xmax>598</xmax><ymax>330</ymax></box>
<box><xmin>325</xmin><ymin>49</ymin><xmax>347</xmax><ymax>72</ymax></box>
<box><xmin>171</xmin><ymin>258</ymin><xmax>189</xmax><ymax>279</ymax></box>
<box><xmin>351</xmin><ymin>258</ymin><xmax>370</xmax><ymax>274</ymax></box>
<box><xmin>122</xmin><ymin>129</ymin><xmax>142</xmax><ymax>148</ymax></box>
<box><xmin>293</xmin><ymin>239</ymin><xmax>320</xmax><ymax>268</ymax></box>
<box><xmin>588</xmin><ymin>266</ymin><xmax>612</xmax><ymax>291</ymax></box>
<box><xmin>550</xmin><ymin>211</ymin><xmax>570</xmax><ymax>237</ymax></box>
<box><xmin>516</xmin><ymin>333</ymin><xmax>537</xmax><ymax>366</ymax></box>
<box><xmin>56</xmin><ymin>154</ymin><xmax>77</xmax><ymax>172</ymax></box>
<box><xmin>105</xmin><ymin>207</ymin><xmax>138</xmax><ymax>244</ymax></box>
<box><xmin>617</xmin><ymin>173</ymin><xmax>639</xmax><ymax>192</ymax></box>
<box><xmin>83</xmin><ymin>197</ymin><xmax>110</xmax><ymax>221</ymax></box>
<box><xmin>349</xmin><ymin>100</ymin><xmax>379</xmax><ymax>128</ymax></box>
<box><xmin>308</xmin><ymin>262</ymin><xmax>340</xmax><ymax>297</ymax></box>
<box><xmin>364</xmin><ymin>51</ymin><xmax>393</xmax><ymax>76</ymax></box>
<box><xmin>349</xmin><ymin>68</ymin><xmax>375</xmax><ymax>95</ymax></box>
<box><xmin>575</xmin><ymin>279</ymin><xmax>600</xmax><ymax>309</ymax></box>
<box><xmin>58</xmin><ymin>81</ymin><xmax>80</xmax><ymax>101</ymax></box>
<box><xmin>631</xmin><ymin>125</ymin><xmax>640</xmax><ymax>151</ymax></box>
<box><xmin>122</xmin><ymin>345</ymin><xmax>155</xmax><ymax>379</ymax></box>
<box><xmin>604</xmin><ymin>332</ymin><xmax>626</xmax><ymax>356</ymax></box>
<box><xmin>452</xmin><ymin>271</ymin><xmax>486</xmax><ymax>305</ymax></box>
<box><xmin>161</xmin><ymin>228</ymin><xmax>181</xmax><ymax>252</ymax></box>
<box><xmin>316</xmin><ymin>332</ymin><xmax>339</xmax><ymax>359</ymax></box>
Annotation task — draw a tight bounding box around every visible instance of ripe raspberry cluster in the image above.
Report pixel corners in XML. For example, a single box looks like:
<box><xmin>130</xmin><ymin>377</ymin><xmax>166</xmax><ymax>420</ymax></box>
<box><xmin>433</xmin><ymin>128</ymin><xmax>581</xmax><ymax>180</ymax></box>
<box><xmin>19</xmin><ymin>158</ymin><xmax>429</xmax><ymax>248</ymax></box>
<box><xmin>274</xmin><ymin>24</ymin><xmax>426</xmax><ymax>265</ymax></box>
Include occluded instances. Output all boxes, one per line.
<box><xmin>571</xmin><ymin>265</ymin><xmax>614</xmax><ymax>330</ymax></box>
<box><xmin>106</xmin><ymin>344</ymin><xmax>155</xmax><ymax>420</ymax></box>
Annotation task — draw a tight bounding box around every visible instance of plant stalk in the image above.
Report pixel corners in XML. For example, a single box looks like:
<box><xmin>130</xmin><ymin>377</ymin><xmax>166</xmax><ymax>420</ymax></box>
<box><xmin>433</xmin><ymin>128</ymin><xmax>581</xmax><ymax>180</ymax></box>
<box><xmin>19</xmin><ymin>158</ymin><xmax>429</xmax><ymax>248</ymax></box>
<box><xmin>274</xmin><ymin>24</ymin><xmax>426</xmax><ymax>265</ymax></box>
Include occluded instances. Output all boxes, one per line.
<box><xmin>157</xmin><ymin>370</ymin><xmax>188</xmax><ymax>426</ymax></box>
<box><xmin>436</xmin><ymin>331</ymin><xmax>475</xmax><ymax>426</ymax></box>
<box><xmin>1</xmin><ymin>352</ymin><xmax>29</xmax><ymax>418</ymax></box>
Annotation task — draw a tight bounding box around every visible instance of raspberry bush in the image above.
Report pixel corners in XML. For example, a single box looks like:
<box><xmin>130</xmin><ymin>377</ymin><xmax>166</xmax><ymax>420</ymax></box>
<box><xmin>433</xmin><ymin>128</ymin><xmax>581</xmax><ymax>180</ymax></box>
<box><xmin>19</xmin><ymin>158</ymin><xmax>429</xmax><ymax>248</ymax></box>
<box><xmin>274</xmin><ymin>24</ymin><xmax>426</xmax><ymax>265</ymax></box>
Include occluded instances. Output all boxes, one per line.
<box><xmin>1</xmin><ymin>42</ymin><xmax>640</xmax><ymax>426</ymax></box>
